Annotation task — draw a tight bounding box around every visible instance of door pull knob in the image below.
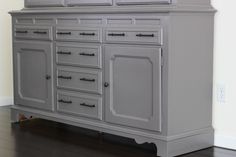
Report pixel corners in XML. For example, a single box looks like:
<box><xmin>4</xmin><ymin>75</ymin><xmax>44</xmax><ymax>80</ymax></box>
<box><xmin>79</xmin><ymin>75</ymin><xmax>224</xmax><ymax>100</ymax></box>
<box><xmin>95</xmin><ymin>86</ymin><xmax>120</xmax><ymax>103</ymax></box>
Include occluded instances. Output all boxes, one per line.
<box><xmin>104</xmin><ymin>82</ymin><xmax>110</xmax><ymax>88</ymax></box>
<box><xmin>46</xmin><ymin>75</ymin><xmax>51</xmax><ymax>80</ymax></box>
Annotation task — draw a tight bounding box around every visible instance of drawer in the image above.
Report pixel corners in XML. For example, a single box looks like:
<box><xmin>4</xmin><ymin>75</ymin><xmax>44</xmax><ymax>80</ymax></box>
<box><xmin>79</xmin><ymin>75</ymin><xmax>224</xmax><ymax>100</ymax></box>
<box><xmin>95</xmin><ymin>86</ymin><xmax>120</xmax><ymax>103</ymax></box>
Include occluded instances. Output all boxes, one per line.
<box><xmin>55</xmin><ymin>27</ymin><xmax>101</xmax><ymax>43</ymax></box>
<box><xmin>25</xmin><ymin>0</ymin><xmax>65</xmax><ymax>7</ymax></box>
<box><xmin>105</xmin><ymin>28</ymin><xmax>163</xmax><ymax>45</ymax></box>
<box><xmin>57</xmin><ymin>91</ymin><xmax>102</xmax><ymax>120</ymax></box>
<box><xmin>57</xmin><ymin>67</ymin><xmax>102</xmax><ymax>94</ymax></box>
<box><xmin>14</xmin><ymin>26</ymin><xmax>52</xmax><ymax>41</ymax></box>
<box><xmin>65</xmin><ymin>0</ymin><xmax>112</xmax><ymax>6</ymax></box>
<box><xmin>116</xmin><ymin>0</ymin><xmax>171</xmax><ymax>5</ymax></box>
<box><xmin>56</xmin><ymin>43</ymin><xmax>102</xmax><ymax>68</ymax></box>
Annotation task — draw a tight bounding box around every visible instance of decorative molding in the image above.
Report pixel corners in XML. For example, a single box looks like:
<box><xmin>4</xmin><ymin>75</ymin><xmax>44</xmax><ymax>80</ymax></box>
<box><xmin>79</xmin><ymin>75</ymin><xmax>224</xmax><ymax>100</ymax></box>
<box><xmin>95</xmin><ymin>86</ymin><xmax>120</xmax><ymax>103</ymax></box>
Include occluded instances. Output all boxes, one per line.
<box><xmin>0</xmin><ymin>97</ymin><xmax>13</xmax><ymax>106</ymax></box>
<box><xmin>215</xmin><ymin>134</ymin><xmax>236</xmax><ymax>150</ymax></box>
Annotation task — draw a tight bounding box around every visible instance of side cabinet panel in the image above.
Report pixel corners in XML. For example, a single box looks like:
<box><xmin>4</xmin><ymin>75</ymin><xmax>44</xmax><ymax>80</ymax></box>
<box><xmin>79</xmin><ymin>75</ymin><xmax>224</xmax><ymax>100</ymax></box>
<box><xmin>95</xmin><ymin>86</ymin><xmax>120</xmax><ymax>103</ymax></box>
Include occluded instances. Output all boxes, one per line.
<box><xmin>104</xmin><ymin>45</ymin><xmax>162</xmax><ymax>132</ymax></box>
<box><xmin>13</xmin><ymin>41</ymin><xmax>53</xmax><ymax>111</ymax></box>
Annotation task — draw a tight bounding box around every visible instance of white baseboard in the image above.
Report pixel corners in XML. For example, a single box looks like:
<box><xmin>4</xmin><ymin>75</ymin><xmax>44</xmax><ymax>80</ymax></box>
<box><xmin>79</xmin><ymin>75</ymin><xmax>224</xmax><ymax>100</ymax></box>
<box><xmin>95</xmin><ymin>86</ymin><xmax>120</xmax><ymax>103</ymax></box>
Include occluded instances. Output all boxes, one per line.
<box><xmin>215</xmin><ymin>134</ymin><xmax>236</xmax><ymax>150</ymax></box>
<box><xmin>0</xmin><ymin>97</ymin><xmax>13</xmax><ymax>106</ymax></box>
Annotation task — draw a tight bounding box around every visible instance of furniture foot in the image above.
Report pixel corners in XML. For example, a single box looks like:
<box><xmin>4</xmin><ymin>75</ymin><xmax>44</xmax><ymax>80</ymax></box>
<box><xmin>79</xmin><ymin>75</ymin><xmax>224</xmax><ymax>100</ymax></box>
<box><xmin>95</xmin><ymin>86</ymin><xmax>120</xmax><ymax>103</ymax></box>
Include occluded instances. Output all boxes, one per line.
<box><xmin>135</xmin><ymin>137</ymin><xmax>170</xmax><ymax>157</ymax></box>
<box><xmin>154</xmin><ymin>141</ymin><xmax>169</xmax><ymax>157</ymax></box>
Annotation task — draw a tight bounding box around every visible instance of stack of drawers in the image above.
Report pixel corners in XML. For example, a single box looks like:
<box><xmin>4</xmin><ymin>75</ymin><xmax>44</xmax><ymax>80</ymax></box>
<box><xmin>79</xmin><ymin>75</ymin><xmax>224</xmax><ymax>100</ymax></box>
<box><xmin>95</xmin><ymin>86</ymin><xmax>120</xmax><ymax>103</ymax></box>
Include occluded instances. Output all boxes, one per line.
<box><xmin>54</xmin><ymin>26</ymin><xmax>163</xmax><ymax>121</ymax></box>
<box><xmin>55</xmin><ymin>27</ymin><xmax>103</xmax><ymax>120</ymax></box>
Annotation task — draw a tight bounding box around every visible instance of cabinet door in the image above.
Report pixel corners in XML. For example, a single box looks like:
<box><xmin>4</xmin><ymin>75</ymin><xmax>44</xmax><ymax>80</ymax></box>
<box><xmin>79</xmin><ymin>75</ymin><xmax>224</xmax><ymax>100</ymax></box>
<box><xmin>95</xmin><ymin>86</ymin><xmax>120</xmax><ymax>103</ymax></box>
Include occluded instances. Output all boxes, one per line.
<box><xmin>104</xmin><ymin>45</ymin><xmax>162</xmax><ymax>132</ymax></box>
<box><xmin>14</xmin><ymin>41</ymin><xmax>53</xmax><ymax>111</ymax></box>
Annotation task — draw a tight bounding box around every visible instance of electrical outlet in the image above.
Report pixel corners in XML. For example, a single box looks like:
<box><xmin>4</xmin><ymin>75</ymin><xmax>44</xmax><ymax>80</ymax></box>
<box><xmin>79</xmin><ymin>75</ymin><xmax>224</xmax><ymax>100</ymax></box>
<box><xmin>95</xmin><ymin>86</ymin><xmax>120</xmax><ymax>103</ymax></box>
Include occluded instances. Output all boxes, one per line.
<box><xmin>217</xmin><ymin>84</ymin><xmax>226</xmax><ymax>103</ymax></box>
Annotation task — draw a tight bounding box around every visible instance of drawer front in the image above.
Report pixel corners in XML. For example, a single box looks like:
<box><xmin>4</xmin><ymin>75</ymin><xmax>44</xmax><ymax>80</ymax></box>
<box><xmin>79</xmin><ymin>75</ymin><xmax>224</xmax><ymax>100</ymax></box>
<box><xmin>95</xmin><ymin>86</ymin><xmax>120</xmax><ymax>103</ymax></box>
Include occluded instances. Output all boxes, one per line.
<box><xmin>57</xmin><ymin>68</ymin><xmax>102</xmax><ymax>94</ymax></box>
<box><xmin>57</xmin><ymin>91</ymin><xmax>102</xmax><ymax>120</ymax></box>
<box><xmin>116</xmin><ymin>0</ymin><xmax>171</xmax><ymax>5</ymax></box>
<box><xmin>66</xmin><ymin>0</ymin><xmax>112</xmax><ymax>6</ymax></box>
<box><xmin>56</xmin><ymin>43</ymin><xmax>102</xmax><ymax>68</ymax></box>
<box><xmin>105</xmin><ymin>28</ymin><xmax>163</xmax><ymax>45</ymax></box>
<box><xmin>14</xmin><ymin>26</ymin><xmax>52</xmax><ymax>41</ymax></box>
<box><xmin>56</xmin><ymin>27</ymin><xmax>101</xmax><ymax>43</ymax></box>
<box><xmin>25</xmin><ymin>0</ymin><xmax>65</xmax><ymax>7</ymax></box>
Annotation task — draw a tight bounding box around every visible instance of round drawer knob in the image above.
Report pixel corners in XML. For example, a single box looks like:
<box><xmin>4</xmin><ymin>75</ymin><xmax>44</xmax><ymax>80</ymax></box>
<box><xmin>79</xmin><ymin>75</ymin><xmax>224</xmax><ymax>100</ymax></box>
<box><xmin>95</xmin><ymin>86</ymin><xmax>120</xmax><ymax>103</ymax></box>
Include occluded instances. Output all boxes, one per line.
<box><xmin>104</xmin><ymin>82</ymin><xmax>110</xmax><ymax>88</ymax></box>
<box><xmin>46</xmin><ymin>75</ymin><xmax>51</xmax><ymax>80</ymax></box>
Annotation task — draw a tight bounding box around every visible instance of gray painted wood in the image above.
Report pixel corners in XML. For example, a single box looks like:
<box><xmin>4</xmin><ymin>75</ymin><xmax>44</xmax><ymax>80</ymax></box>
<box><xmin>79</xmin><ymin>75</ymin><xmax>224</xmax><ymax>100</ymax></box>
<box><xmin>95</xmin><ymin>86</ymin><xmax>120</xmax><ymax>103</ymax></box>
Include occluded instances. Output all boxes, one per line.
<box><xmin>14</xmin><ymin>26</ymin><xmax>53</xmax><ymax>41</ymax></box>
<box><xmin>104</xmin><ymin>27</ymin><xmax>163</xmax><ymax>45</ymax></box>
<box><xmin>57</xmin><ymin>90</ymin><xmax>102</xmax><ymax>120</ymax></box>
<box><xmin>66</xmin><ymin>0</ymin><xmax>113</xmax><ymax>6</ymax></box>
<box><xmin>115</xmin><ymin>0</ymin><xmax>171</xmax><ymax>5</ymax></box>
<box><xmin>13</xmin><ymin>41</ymin><xmax>53</xmax><ymax>111</ymax></box>
<box><xmin>23</xmin><ymin>0</ymin><xmax>212</xmax><ymax>8</ymax></box>
<box><xmin>57</xmin><ymin>66</ymin><xmax>103</xmax><ymax>94</ymax></box>
<box><xmin>55</xmin><ymin>27</ymin><xmax>102</xmax><ymax>43</ymax></box>
<box><xmin>166</xmin><ymin>12</ymin><xmax>215</xmax><ymax>136</ymax></box>
<box><xmin>56</xmin><ymin>43</ymin><xmax>102</xmax><ymax>68</ymax></box>
<box><xmin>10</xmin><ymin>1</ymin><xmax>215</xmax><ymax>156</ymax></box>
<box><xmin>25</xmin><ymin>0</ymin><xmax>65</xmax><ymax>7</ymax></box>
<box><xmin>104</xmin><ymin>45</ymin><xmax>162</xmax><ymax>132</ymax></box>
<box><xmin>11</xmin><ymin>6</ymin><xmax>215</xmax><ymax>15</ymax></box>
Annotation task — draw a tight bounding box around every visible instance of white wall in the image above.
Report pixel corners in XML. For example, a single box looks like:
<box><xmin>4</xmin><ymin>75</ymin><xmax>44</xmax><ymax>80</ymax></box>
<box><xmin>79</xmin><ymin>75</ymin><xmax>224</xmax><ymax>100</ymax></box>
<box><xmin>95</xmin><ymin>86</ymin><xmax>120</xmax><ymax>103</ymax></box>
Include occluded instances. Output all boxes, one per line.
<box><xmin>0</xmin><ymin>1</ymin><xmax>23</xmax><ymax>106</ymax></box>
<box><xmin>212</xmin><ymin>0</ymin><xmax>236</xmax><ymax>150</ymax></box>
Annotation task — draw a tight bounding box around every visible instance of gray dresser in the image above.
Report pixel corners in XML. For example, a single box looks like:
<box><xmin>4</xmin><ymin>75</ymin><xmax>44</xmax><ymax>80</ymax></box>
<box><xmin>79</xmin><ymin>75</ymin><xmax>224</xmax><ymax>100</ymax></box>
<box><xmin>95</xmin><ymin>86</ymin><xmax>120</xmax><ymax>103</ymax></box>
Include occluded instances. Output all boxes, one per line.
<box><xmin>10</xmin><ymin>0</ymin><xmax>216</xmax><ymax>156</ymax></box>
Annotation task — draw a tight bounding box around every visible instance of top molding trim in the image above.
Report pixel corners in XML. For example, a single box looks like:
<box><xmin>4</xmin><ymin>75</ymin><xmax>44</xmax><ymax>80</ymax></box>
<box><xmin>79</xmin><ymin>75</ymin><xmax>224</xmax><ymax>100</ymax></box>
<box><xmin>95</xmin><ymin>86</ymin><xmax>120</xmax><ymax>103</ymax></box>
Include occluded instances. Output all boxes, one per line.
<box><xmin>10</xmin><ymin>0</ymin><xmax>215</xmax><ymax>14</ymax></box>
<box><xmin>9</xmin><ymin>6</ymin><xmax>216</xmax><ymax>15</ymax></box>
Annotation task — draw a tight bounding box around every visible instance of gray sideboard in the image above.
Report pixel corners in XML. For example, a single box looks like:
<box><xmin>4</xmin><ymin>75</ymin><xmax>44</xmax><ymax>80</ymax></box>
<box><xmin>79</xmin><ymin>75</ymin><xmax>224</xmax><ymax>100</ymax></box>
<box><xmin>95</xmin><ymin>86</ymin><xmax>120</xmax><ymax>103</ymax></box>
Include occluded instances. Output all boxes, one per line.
<box><xmin>10</xmin><ymin>1</ymin><xmax>216</xmax><ymax>156</ymax></box>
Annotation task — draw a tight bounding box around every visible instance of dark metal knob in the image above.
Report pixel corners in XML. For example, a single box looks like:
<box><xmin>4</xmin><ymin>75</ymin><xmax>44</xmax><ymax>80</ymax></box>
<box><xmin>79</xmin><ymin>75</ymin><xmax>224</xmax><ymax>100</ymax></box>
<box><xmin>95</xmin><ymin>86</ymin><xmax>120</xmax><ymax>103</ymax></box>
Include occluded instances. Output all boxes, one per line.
<box><xmin>136</xmin><ymin>34</ymin><xmax>155</xmax><ymax>37</ymax></box>
<box><xmin>58</xmin><ymin>99</ymin><xmax>72</xmax><ymax>104</ymax></box>
<box><xmin>46</xmin><ymin>75</ymin><xmax>51</xmax><ymax>80</ymax></box>
<box><xmin>33</xmin><ymin>31</ymin><xmax>47</xmax><ymax>34</ymax></box>
<box><xmin>104</xmin><ymin>82</ymin><xmax>109</xmax><ymax>88</ymax></box>
<box><xmin>79</xmin><ymin>32</ymin><xmax>96</xmax><ymax>36</ymax></box>
<box><xmin>58</xmin><ymin>76</ymin><xmax>72</xmax><ymax>80</ymax></box>
<box><xmin>80</xmin><ymin>78</ymin><xmax>96</xmax><ymax>82</ymax></box>
<box><xmin>57</xmin><ymin>51</ymin><xmax>72</xmax><ymax>55</ymax></box>
<box><xmin>108</xmin><ymin>33</ymin><xmax>125</xmax><ymax>37</ymax></box>
<box><xmin>80</xmin><ymin>103</ymin><xmax>96</xmax><ymax>108</ymax></box>
<box><xmin>57</xmin><ymin>32</ymin><xmax>72</xmax><ymax>35</ymax></box>
<box><xmin>79</xmin><ymin>53</ymin><xmax>95</xmax><ymax>56</ymax></box>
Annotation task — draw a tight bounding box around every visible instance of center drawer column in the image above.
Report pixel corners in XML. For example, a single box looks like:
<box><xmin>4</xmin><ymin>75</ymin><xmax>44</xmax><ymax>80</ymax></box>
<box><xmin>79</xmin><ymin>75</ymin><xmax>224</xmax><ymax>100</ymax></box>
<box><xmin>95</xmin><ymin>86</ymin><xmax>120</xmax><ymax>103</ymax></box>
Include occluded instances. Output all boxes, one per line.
<box><xmin>55</xmin><ymin>26</ymin><xmax>103</xmax><ymax>120</ymax></box>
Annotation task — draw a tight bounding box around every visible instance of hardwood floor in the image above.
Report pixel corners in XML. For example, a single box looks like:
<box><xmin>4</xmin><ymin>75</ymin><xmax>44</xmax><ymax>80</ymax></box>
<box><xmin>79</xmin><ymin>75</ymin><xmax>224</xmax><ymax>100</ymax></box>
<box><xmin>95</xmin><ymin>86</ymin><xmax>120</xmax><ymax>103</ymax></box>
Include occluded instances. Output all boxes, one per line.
<box><xmin>0</xmin><ymin>106</ymin><xmax>235</xmax><ymax>157</ymax></box>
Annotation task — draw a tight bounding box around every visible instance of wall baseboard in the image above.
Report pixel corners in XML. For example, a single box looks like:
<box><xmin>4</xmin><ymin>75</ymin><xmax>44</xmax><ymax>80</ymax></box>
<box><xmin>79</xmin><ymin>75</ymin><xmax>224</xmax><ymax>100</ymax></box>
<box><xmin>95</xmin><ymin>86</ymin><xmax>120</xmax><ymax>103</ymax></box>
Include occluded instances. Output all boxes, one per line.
<box><xmin>0</xmin><ymin>97</ymin><xmax>13</xmax><ymax>106</ymax></box>
<box><xmin>215</xmin><ymin>134</ymin><xmax>236</xmax><ymax>150</ymax></box>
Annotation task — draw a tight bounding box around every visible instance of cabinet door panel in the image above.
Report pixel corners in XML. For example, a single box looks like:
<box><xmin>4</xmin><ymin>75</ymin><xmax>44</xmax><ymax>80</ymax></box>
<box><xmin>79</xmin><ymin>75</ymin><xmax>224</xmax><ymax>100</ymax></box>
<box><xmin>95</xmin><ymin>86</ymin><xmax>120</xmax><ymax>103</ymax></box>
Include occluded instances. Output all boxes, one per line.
<box><xmin>105</xmin><ymin>45</ymin><xmax>162</xmax><ymax>132</ymax></box>
<box><xmin>66</xmin><ymin>0</ymin><xmax>112</xmax><ymax>6</ymax></box>
<box><xmin>116</xmin><ymin>0</ymin><xmax>171</xmax><ymax>5</ymax></box>
<box><xmin>14</xmin><ymin>42</ymin><xmax>53</xmax><ymax>111</ymax></box>
<box><xmin>25</xmin><ymin>0</ymin><xmax>65</xmax><ymax>7</ymax></box>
